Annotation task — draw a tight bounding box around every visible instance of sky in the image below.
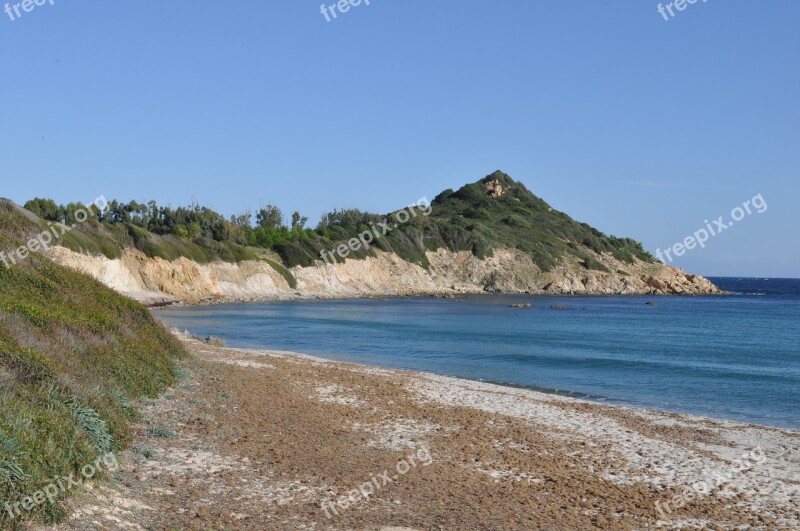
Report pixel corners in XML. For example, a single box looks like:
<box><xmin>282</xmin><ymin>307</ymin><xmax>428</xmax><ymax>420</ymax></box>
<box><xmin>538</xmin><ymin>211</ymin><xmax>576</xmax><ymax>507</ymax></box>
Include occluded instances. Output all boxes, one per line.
<box><xmin>0</xmin><ymin>0</ymin><xmax>798</xmax><ymax>277</ymax></box>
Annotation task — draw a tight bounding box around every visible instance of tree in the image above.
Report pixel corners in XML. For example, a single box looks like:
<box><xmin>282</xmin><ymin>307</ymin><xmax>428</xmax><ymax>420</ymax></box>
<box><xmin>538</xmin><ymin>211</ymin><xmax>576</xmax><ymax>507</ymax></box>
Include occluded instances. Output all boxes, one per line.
<box><xmin>127</xmin><ymin>200</ymin><xmax>149</xmax><ymax>227</ymax></box>
<box><xmin>24</xmin><ymin>198</ymin><xmax>62</xmax><ymax>221</ymax></box>
<box><xmin>186</xmin><ymin>222</ymin><xmax>202</xmax><ymax>240</ymax></box>
<box><xmin>64</xmin><ymin>202</ymin><xmax>94</xmax><ymax>221</ymax></box>
<box><xmin>256</xmin><ymin>204</ymin><xmax>283</xmax><ymax>229</ymax></box>
<box><xmin>230</xmin><ymin>212</ymin><xmax>252</xmax><ymax>228</ymax></box>
<box><xmin>291</xmin><ymin>211</ymin><xmax>308</xmax><ymax>231</ymax></box>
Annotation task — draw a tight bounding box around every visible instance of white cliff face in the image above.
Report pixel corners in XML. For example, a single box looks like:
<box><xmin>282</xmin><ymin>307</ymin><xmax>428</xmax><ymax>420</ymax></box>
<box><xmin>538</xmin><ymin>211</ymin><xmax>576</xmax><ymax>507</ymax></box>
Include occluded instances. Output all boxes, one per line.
<box><xmin>47</xmin><ymin>245</ymin><xmax>723</xmax><ymax>306</ymax></box>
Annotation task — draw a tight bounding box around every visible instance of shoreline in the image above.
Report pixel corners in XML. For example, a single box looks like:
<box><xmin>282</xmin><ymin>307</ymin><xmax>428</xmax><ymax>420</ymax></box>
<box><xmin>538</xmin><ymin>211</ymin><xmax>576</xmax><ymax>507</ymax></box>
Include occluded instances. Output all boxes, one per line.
<box><xmin>145</xmin><ymin>288</ymin><xmax>728</xmax><ymax>309</ymax></box>
<box><xmin>188</xmin><ymin>334</ymin><xmax>800</xmax><ymax>435</ymax></box>
<box><xmin>55</xmin><ymin>335</ymin><xmax>800</xmax><ymax>529</ymax></box>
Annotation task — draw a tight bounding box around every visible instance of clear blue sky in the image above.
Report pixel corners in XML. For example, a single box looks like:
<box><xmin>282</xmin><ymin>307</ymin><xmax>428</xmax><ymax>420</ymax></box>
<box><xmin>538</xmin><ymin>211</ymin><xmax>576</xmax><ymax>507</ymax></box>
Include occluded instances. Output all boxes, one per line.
<box><xmin>1</xmin><ymin>1</ymin><xmax>798</xmax><ymax>277</ymax></box>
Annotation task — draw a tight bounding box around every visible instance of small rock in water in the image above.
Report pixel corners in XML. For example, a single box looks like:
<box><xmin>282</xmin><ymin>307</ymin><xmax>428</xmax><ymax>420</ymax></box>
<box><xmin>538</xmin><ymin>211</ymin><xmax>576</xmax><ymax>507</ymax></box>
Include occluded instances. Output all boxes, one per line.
<box><xmin>551</xmin><ymin>304</ymin><xmax>566</xmax><ymax>310</ymax></box>
<box><xmin>645</xmin><ymin>300</ymin><xmax>656</xmax><ymax>305</ymax></box>
<box><xmin>510</xmin><ymin>303</ymin><xmax>532</xmax><ymax>308</ymax></box>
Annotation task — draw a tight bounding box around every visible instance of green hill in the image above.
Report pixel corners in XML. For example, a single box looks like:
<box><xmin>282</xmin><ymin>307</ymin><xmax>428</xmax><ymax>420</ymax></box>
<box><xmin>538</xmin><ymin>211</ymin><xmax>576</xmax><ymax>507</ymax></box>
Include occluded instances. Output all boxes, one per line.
<box><xmin>272</xmin><ymin>171</ymin><xmax>657</xmax><ymax>270</ymax></box>
<box><xmin>30</xmin><ymin>171</ymin><xmax>656</xmax><ymax>274</ymax></box>
<box><xmin>0</xmin><ymin>199</ymin><xmax>185</xmax><ymax>526</ymax></box>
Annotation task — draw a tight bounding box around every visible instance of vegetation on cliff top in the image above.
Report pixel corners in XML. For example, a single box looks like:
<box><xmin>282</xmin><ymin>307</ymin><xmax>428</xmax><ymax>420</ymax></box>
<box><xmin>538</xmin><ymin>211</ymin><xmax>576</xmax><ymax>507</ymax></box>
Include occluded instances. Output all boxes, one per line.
<box><xmin>0</xmin><ymin>200</ymin><xmax>185</xmax><ymax>526</ymax></box>
<box><xmin>23</xmin><ymin>171</ymin><xmax>656</xmax><ymax>272</ymax></box>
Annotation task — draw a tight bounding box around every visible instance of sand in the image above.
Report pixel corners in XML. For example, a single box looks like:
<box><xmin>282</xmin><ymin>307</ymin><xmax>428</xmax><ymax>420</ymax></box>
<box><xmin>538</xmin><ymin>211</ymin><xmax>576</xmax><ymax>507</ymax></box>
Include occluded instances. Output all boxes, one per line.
<box><xmin>46</xmin><ymin>334</ymin><xmax>799</xmax><ymax>530</ymax></box>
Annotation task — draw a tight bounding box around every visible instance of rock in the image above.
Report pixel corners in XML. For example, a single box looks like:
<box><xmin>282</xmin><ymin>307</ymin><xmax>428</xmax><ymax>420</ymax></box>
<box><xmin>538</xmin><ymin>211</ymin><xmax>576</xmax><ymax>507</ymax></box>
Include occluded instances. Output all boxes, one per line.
<box><xmin>645</xmin><ymin>300</ymin><xmax>656</xmax><ymax>305</ymax></box>
<box><xmin>484</xmin><ymin>179</ymin><xmax>505</xmax><ymax>198</ymax></box>
<box><xmin>510</xmin><ymin>303</ymin><xmax>532</xmax><ymax>308</ymax></box>
<box><xmin>643</xmin><ymin>277</ymin><xmax>666</xmax><ymax>291</ymax></box>
<box><xmin>551</xmin><ymin>304</ymin><xmax>566</xmax><ymax>310</ymax></box>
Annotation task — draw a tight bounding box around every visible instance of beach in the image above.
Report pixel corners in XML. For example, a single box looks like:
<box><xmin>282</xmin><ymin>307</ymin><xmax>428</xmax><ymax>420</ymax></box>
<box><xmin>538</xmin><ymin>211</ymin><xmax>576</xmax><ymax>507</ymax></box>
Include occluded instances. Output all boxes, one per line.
<box><xmin>6</xmin><ymin>1</ymin><xmax>797</xmax><ymax>528</ymax></box>
<box><xmin>50</xmin><ymin>334</ymin><xmax>800</xmax><ymax>530</ymax></box>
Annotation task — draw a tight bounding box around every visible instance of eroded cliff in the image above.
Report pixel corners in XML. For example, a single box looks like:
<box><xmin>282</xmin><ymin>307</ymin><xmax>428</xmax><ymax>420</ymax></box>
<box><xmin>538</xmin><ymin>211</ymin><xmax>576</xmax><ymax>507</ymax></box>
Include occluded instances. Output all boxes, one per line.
<box><xmin>48</xmin><ymin>245</ymin><xmax>722</xmax><ymax>306</ymax></box>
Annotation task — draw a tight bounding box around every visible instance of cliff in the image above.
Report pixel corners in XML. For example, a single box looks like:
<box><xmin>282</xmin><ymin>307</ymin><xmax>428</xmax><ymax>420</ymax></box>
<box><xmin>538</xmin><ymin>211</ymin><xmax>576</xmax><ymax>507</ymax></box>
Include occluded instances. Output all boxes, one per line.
<box><xmin>48</xmin><ymin>244</ymin><xmax>721</xmax><ymax>306</ymax></box>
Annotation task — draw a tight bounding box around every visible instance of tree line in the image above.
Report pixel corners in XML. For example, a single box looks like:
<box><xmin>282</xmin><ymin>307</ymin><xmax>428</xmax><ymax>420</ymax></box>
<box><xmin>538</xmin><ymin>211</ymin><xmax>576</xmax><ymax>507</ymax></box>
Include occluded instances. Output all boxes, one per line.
<box><xmin>23</xmin><ymin>198</ymin><xmax>388</xmax><ymax>250</ymax></box>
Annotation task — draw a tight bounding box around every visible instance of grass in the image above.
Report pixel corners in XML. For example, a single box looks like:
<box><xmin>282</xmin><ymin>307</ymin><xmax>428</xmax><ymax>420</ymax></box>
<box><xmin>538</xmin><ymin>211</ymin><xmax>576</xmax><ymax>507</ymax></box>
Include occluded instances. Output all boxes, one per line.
<box><xmin>67</xmin><ymin>398</ymin><xmax>114</xmax><ymax>454</ymax></box>
<box><xmin>265</xmin><ymin>259</ymin><xmax>297</xmax><ymax>289</ymax></box>
<box><xmin>0</xmin><ymin>199</ymin><xmax>186</xmax><ymax>527</ymax></box>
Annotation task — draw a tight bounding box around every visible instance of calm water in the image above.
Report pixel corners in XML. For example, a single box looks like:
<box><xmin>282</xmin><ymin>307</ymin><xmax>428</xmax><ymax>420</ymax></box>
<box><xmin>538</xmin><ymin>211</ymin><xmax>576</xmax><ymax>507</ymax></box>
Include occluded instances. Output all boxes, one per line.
<box><xmin>156</xmin><ymin>278</ymin><xmax>800</xmax><ymax>429</ymax></box>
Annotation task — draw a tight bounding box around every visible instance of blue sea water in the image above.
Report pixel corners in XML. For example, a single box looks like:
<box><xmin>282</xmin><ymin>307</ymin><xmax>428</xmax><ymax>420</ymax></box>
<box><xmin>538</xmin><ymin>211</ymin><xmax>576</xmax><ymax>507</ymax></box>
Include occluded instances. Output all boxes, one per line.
<box><xmin>156</xmin><ymin>278</ymin><xmax>800</xmax><ymax>429</ymax></box>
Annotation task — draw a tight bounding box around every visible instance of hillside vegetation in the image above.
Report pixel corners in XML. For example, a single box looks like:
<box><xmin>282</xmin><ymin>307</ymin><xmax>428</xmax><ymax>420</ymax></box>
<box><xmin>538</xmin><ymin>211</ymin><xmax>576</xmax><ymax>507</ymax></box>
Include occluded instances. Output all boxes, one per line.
<box><xmin>0</xmin><ymin>200</ymin><xmax>185</xmax><ymax>526</ymax></box>
<box><xmin>24</xmin><ymin>171</ymin><xmax>656</xmax><ymax>272</ymax></box>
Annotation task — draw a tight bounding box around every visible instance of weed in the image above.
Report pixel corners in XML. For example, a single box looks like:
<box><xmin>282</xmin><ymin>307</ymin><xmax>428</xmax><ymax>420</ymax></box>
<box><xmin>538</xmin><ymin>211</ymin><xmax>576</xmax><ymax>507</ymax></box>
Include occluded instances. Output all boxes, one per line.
<box><xmin>146</xmin><ymin>426</ymin><xmax>175</xmax><ymax>439</ymax></box>
<box><xmin>0</xmin><ymin>460</ymin><xmax>29</xmax><ymax>486</ymax></box>
<box><xmin>133</xmin><ymin>445</ymin><xmax>157</xmax><ymax>460</ymax></box>
<box><xmin>67</xmin><ymin>398</ymin><xmax>114</xmax><ymax>454</ymax></box>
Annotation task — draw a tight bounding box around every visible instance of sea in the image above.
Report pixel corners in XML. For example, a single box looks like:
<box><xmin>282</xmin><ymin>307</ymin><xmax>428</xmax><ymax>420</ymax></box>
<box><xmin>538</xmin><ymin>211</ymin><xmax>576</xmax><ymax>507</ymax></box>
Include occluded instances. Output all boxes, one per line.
<box><xmin>156</xmin><ymin>278</ymin><xmax>800</xmax><ymax>429</ymax></box>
